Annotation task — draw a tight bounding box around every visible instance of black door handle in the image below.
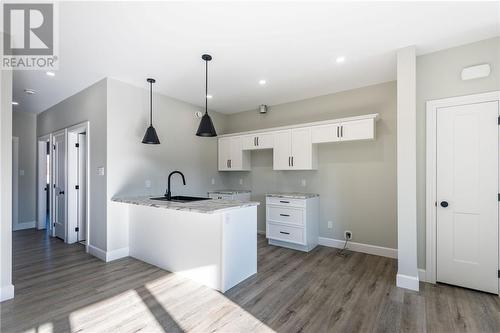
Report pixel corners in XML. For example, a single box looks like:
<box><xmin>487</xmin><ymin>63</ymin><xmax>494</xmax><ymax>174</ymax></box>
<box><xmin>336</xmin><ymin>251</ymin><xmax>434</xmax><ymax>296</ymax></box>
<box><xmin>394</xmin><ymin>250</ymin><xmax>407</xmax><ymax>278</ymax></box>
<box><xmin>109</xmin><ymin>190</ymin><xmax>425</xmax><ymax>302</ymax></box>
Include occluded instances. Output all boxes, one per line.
<box><xmin>440</xmin><ymin>201</ymin><xmax>448</xmax><ymax>208</ymax></box>
<box><xmin>59</xmin><ymin>190</ymin><xmax>65</xmax><ymax>195</ymax></box>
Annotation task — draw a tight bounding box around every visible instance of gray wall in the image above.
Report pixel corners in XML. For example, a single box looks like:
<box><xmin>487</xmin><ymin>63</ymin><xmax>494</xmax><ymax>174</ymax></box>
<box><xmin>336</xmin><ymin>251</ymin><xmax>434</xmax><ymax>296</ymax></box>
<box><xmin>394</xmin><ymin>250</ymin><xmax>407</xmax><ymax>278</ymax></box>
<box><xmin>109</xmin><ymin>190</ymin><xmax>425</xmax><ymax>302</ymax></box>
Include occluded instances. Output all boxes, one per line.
<box><xmin>225</xmin><ymin>81</ymin><xmax>397</xmax><ymax>249</ymax></box>
<box><xmin>12</xmin><ymin>111</ymin><xmax>36</xmax><ymax>224</ymax></box>
<box><xmin>416</xmin><ymin>37</ymin><xmax>500</xmax><ymax>268</ymax></box>
<box><xmin>37</xmin><ymin>79</ymin><xmax>107</xmax><ymax>251</ymax></box>
<box><xmin>106</xmin><ymin>78</ymin><xmax>228</xmax><ymax>251</ymax></box>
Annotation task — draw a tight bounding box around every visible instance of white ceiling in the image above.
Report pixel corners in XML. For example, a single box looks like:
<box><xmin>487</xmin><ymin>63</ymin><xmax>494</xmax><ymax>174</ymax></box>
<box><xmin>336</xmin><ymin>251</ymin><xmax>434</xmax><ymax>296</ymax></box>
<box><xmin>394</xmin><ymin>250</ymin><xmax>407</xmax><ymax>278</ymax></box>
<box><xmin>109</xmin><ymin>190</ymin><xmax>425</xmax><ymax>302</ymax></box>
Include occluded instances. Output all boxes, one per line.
<box><xmin>12</xmin><ymin>1</ymin><xmax>500</xmax><ymax>114</ymax></box>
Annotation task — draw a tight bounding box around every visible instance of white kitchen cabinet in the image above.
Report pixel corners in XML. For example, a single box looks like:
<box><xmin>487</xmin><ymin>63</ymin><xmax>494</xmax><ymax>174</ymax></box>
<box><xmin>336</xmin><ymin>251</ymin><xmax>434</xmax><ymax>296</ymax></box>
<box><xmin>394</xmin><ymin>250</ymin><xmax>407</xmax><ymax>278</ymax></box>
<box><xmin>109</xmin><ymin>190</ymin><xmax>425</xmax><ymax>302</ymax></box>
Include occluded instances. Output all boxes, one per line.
<box><xmin>218</xmin><ymin>136</ymin><xmax>250</xmax><ymax>171</ymax></box>
<box><xmin>272</xmin><ymin>128</ymin><xmax>317</xmax><ymax>170</ymax></box>
<box><xmin>266</xmin><ymin>194</ymin><xmax>319</xmax><ymax>252</ymax></box>
<box><xmin>241</xmin><ymin>132</ymin><xmax>274</xmax><ymax>150</ymax></box>
<box><xmin>311</xmin><ymin>118</ymin><xmax>374</xmax><ymax>143</ymax></box>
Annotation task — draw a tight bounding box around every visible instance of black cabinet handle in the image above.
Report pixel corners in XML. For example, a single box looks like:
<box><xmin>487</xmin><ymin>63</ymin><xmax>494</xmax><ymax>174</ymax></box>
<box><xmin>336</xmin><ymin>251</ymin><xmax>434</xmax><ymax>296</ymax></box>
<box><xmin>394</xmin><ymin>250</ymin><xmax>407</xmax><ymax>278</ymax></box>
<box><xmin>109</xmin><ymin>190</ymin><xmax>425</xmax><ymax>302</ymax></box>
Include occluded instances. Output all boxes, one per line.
<box><xmin>440</xmin><ymin>201</ymin><xmax>449</xmax><ymax>208</ymax></box>
<box><xmin>341</xmin><ymin>125</ymin><xmax>343</xmax><ymax>137</ymax></box>
<box><xmin>291</xmin><ymin>156</ymin><xmax>294</xmax><ymax>166</ymax></box>
<box><xmin>279</xmin><ymin>231</ymin><xmax>290</xmax><ymax>235</ymax></box>
<box><xmin>337</xmin><ymin>126</ymin><xmax>340</xmax><ymax>138</ymax></box>
<box><xmin>279</xmin><ymin>200</ymin><xmax>290</xmax><ymax>203</ymax></box>
<box><xmin>279</xmin><ymin>214</ymin><xmax>290</xmax><ymax>217</ymax></box>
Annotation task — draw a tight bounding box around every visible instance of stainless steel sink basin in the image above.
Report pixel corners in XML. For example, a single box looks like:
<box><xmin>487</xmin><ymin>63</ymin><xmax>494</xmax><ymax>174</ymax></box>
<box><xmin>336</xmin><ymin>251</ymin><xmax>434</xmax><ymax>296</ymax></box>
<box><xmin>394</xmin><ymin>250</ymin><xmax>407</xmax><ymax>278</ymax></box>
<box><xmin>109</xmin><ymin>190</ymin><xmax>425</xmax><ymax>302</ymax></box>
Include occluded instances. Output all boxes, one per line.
<box><xmin>150</xmin><ymin>195</ymin><xmax>211</xmax><ymax>203</ymax></box>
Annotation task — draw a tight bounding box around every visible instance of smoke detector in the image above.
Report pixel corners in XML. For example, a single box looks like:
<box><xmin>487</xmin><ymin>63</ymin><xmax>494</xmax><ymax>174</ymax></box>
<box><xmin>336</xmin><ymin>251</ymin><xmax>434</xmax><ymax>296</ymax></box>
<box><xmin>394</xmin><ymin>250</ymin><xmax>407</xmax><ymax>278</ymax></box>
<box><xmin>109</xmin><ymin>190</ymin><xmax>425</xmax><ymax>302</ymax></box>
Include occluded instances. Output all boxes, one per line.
<box><xmin>24</xmin><ymin>88</ymin><xmax>37</xmax><ymax>95</ymax></box>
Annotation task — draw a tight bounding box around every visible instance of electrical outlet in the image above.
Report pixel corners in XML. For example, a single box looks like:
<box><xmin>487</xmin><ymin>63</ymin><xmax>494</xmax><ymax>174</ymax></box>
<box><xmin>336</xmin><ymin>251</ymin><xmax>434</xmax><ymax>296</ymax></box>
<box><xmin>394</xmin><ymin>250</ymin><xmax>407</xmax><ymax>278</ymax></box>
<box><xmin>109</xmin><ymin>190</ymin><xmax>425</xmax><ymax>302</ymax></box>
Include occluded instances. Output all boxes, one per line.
<box><xmin>145</xmin><ymin>180</ymin><xmax>152</xmax><ymax>188</ymax></box>
<box><xmin>211</xmin><ymin>178</ymin><xmax>215</xmax><ymax>185</ymax></box>
<box><xmin>301</xmin><ymin>179</ymin><xmax>306</xmax><ymax>187</ymax></box>
<box><xmin>344</xmin><ymin>230</ymin><xmax>352</xmax><ymax>240</ymax></box>
<box><xmin>239</xmin><ymin>178</ymin><xmax>243</xmax><ymax>185</ymax></box>
<box><xmin>327</xmin><ymin>221</ymin><xmax>333</xmax><ymax>229</ymax></box>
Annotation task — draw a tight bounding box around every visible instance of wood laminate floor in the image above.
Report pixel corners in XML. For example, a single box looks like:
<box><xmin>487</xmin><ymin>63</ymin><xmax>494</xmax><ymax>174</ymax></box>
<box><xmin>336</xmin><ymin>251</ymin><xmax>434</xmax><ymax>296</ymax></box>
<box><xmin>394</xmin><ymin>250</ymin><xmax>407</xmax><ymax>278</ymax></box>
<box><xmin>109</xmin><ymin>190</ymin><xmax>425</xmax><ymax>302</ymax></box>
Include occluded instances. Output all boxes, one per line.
<box><xmin>2</xmin><ymin>229</ymin><xmax>500</xmax><ymax>332</ymax></box>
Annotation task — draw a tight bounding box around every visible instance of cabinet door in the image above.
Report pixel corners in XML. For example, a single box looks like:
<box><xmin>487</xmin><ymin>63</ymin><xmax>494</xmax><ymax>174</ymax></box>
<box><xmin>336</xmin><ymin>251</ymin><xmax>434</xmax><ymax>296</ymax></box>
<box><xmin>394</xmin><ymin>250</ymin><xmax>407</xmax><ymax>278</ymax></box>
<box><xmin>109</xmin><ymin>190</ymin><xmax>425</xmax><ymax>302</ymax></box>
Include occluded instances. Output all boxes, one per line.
<box><xmin>291</xmin><ymin>128</ymin><xmax>312</xmax><ymax>169</ymax></box>
<box><xmin>339</xmin><ymin>119</ymin><xmax>374</xmax><ymax>141</ymax></box>
<box><xmin>311</xmin><ymin>124</ymin><xmax>341</xmax><ymax>143</ymax></box>
<box><xmin>273</xmin><ymin>130</ymin><xmax>292</xmax><ymax>170</ymax></box>
<box><xmin>218</xmin><ymin>137</ymin><xmax>231</xmax><ymax>171</ymax></box>
<box><xmin>229</xmin><ymin>136</ymin><xmax>243</xmax><ymax>169</ymax></box>
<box><xmin>256</xmin><ymin>133</ymin><xmax>274</xmax><ymax>149</ymax></box>
<box><xmin>241</xmin><ymin>135</ymin><xmax>257</xmax><ymax>150</ymax></box>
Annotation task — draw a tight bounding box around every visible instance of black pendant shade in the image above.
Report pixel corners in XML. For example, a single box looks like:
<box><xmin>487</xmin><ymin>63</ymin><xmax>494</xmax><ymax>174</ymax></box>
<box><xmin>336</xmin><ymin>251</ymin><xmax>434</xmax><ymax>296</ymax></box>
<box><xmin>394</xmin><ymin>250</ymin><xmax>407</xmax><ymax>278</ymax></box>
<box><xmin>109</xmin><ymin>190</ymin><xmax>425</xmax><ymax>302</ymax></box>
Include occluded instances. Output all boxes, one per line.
<box><xmin>142</xmin><ymin>78</ymin><xmax>161</xmax><ymax>144</ymax></box>
<box><xmin>196</xmin><ymin>54</ymin><xmax>217</xmax><ymax>137</ymax></box>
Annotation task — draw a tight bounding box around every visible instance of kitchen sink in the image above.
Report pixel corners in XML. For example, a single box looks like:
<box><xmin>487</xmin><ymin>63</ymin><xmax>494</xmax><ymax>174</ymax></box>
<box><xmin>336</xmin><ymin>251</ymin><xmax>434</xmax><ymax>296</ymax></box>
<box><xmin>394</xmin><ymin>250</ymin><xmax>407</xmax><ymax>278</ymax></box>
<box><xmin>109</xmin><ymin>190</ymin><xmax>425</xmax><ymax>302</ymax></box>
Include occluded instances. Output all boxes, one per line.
<box><xmin>150</xmin><ymin>195</ymin><xmax>211</xmax><ymax>203</ymax></box>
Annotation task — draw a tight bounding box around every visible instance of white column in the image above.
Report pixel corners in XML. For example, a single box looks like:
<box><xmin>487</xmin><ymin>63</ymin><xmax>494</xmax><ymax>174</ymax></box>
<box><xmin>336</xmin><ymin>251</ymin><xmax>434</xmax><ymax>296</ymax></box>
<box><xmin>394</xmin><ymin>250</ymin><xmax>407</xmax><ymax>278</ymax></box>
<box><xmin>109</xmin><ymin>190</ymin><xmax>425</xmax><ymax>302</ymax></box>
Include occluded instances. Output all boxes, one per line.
<box><xmin>396</xmin><ymin>46</ymin><xmax>419</xmax><ymax>291</ymax></box>
<box><xmin>0</xmin><ymin>66</ymin><xmax>14</xmax><ymax>301</ymax></box>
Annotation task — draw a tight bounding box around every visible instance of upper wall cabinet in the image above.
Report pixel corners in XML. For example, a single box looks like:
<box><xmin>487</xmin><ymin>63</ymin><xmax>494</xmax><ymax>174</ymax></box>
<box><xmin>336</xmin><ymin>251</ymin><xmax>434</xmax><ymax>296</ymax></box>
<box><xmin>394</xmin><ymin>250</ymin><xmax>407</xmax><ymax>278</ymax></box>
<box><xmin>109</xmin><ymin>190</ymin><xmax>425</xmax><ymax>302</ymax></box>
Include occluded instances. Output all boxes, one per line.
<box><xmin>311</xmin><ymin>118</ymin><xmax>375</xmax><ymax>143</ymax></box>
<box><xmin>241</xmin><ymin>132</ymin><xmax>274</xmax><ymax>150</ymax></box>
<box><xmin>218</xmin><ymin>113</ymin><xmax>378</xmax><ymax>171</ymax></box>
<box><xmin>218</xmin><ymin>136</ymin><xmax>250</xmax><ymax>171</ymax></box>
<box><xmin>273</xmin><ymin>128</ymin><xmax>317</xmax><ymax>170</ymax></box>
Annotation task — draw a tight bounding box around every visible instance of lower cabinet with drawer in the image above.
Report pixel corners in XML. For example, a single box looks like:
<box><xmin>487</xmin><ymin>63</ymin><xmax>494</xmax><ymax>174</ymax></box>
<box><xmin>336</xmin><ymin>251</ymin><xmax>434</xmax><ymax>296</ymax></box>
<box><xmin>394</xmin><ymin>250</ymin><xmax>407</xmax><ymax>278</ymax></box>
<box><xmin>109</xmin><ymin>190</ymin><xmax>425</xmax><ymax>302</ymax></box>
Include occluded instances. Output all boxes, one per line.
<box><xmin>265</xmin><ymin>194</ymin><xmax>319</xmax><ymax>252</ymax></box>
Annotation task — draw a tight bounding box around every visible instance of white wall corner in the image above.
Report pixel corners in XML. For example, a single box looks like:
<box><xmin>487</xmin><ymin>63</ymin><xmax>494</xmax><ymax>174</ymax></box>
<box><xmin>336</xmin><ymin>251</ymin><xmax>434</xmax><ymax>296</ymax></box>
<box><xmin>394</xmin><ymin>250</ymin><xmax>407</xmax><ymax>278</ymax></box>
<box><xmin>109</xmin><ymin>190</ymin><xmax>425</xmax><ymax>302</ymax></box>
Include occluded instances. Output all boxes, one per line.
<box><xmin>318</xmin><ymin>237</ymin><xmax>397</xmax><ymax>259</ymax></box>
<box><xmin>418</xmin><ymin>269</ymin><xmax>426</xmax><ymax>282</ymax></box>
<box><xmin>88</xmin><ymin>244</ymin><xmax>107</xmax><ymax>261</ymax></box>
<box><xmin>0</xmin><ymin>284</ymin><xmax>15</xmax><ymax>302</ymax></box>
<box><xmin>396</xmin><ymin>45</ymin><xmax>419</xmax><ymax>291</ymax></box>
<box><xmin>396</xmin><ymin>273</ymin><xmax>419</xmax><ymax>291</ymax></box>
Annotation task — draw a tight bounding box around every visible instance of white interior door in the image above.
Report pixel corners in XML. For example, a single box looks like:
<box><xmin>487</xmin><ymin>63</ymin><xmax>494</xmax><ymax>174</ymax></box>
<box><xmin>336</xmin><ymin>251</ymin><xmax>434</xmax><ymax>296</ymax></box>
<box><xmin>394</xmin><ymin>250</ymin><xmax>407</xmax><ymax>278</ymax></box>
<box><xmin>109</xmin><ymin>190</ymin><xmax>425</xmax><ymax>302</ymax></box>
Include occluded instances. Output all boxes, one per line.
<box><xmin>436</xmin><ymin>101</ymin><xmax>499</xmax><ymax>294</ymax></box>
<box><xmin>53</xmin><ymin>133</ymin><xmax>66</xmax><ymax>240</ymax></box>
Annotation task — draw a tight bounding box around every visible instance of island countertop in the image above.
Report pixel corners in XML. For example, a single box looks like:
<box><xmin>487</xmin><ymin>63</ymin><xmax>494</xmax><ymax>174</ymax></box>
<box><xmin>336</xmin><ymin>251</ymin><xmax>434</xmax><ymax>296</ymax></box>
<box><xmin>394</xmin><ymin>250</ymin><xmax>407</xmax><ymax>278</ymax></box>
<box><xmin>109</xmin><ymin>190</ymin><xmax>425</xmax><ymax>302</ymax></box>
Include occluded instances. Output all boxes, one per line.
<box><xmin>112</xmin><ymin>195</ymin><xmax>259</xmax><ymax>214</ymax></box>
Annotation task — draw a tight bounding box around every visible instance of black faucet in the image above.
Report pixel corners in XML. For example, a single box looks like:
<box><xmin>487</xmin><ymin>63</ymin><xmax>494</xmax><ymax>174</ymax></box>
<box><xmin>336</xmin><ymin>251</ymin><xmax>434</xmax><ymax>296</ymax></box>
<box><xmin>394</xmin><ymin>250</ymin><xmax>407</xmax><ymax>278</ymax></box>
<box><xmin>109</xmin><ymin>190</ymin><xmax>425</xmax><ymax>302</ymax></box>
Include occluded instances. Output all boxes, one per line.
<box><xmin>165</xmin><ymin>171</ymin><xmax>186</xmax><ymax>200</ymax></box>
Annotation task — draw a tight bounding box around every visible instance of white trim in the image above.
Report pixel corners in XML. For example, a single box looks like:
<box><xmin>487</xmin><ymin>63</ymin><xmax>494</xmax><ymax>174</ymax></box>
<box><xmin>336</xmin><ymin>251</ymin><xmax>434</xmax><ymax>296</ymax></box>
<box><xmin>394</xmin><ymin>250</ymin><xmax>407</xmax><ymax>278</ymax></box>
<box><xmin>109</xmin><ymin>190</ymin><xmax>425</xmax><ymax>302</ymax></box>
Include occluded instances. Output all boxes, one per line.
<box><xmin>218</xmin><ymin>113</ymin><xmax>379</xmax><ymax>138</ymax></box>
<box><xmin>0</xmin><ymin>284</ymin><xmax>15</xmax><ymax>302</ymax></box>
<box><xmin>12</xmin><ymin>221</ymin><xmax>35</xmax><ymax>231</ymax></box>
<box><xmin>12</xmin><ymin>137</ymin><xmax>18</xmax><ymax>231</ymax></box>
<box><xmin>426</xmin><ymin>90</ymin><xmax>500</xmax><ymax>285</ymax></box>
<box><xmin>396</xmin><ymin>273</ymin><xmax>419</xmax><ymax>291</ymax></box>
<box><xmin>257</xmin><ymin>229</ymin><xmax>266</xmax><ymax>235</ymax></box>
<box><xmin>318</xmin><ymin>237</ymin><xmax>397</xmax><ymax>259</ymax></box>
<box><xmin>88</xmin><ymin>245</ymin><xmax>129</xmax><ymax>262</ymax></box>
<box><xmin>37</xmin><ymin>134</ymin><xmax>51</xmax><ymax>230</ymax></box>
<box><xmin>88</xmin><ymin>244</ymin><xmax>107</xmax><ymax>261</ymax></box>
<box><xmin>106</xmin><ymin>247</ymin><xmax>129</xmax><ymax>262</ymax></box>
<box><xmin>418</xmin><ymin>269</ymin><xmax>427</xmax><ymax>282</ymax></box>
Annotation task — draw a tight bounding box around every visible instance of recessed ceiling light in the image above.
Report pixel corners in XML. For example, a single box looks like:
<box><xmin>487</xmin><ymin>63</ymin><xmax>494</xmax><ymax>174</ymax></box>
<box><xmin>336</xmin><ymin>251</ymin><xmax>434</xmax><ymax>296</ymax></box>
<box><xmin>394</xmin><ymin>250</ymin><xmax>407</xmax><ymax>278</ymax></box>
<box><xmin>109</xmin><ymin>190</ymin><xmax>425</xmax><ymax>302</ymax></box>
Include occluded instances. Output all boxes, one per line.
<box><xmin>46</xmin><ymin>71</ymin><xmax>55</xmax><ymax>77</ymax></box>
<box><xmin>335</xmin><ymin>56</ymin><xmax>346</xmax><ymax>64</ymax></box>
<box><xmin>24</xmin><ymin>88</ymin><xmax>37</xmax><ymax>95</ymax></box>
<box><xmin>12</xmin><ymin>101</ymin><xmax>19</xmax><ymax>105</ymax></box>
<box><xmin>206</xmin><ymin>94</ymin><xmax>213</xmax><ymax>99</ymax></box>
<box><xmin>258</xmin><ymin>79</ymin><xmax>267</xmax><ymax>85</ymax></box>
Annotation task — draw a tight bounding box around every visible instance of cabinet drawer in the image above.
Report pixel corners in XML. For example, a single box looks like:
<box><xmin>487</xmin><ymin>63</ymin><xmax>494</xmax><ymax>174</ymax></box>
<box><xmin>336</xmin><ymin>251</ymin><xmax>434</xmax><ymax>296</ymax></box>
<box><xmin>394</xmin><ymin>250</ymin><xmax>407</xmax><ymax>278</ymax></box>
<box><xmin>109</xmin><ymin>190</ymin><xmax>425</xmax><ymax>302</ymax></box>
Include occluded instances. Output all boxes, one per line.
<box><xmin>266</xmin><ymin>197</ymin><xmax>306</xmax><ymax>208</ymax></box>
<box><xmin>267</xmin><ymin>223</ymin><xmax>305</xmax><ymax>245</ymax></box>
<box><xmin>267</xmin><ymin>206</ymin><xmax>303</xmax><ymax>225</ymax></box>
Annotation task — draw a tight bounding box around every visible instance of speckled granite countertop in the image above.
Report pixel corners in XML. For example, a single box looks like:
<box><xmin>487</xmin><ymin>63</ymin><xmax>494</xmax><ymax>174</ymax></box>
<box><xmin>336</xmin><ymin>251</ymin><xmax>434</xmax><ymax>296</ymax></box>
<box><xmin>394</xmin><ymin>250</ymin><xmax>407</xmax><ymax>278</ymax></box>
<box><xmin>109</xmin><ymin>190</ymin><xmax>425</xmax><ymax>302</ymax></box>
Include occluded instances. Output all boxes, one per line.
<box><xmin>266</xmin><ymin>192</ymin><xmax>319</xmax><ymax>199</ymax></box>
<box><xmin>207</xmin><ymin>189</ymin><xmax>251</xmax><ymax>194</ymax></box>
<box><xmin>112</xmin><ymin>196</ymin><xmax>259</xmax><ymax>214</ymax></box>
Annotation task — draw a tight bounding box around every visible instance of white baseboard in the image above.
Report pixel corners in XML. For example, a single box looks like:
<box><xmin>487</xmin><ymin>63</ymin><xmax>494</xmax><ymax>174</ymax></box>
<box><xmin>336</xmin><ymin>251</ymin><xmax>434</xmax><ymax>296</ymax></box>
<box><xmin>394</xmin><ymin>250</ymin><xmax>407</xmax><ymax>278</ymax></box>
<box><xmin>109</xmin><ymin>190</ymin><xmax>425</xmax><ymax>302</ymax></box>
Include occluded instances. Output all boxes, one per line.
<box><xmin>418</xmin><ymin>269</ymin><xmax>426</xmax><ymax>282</ymax></box>
<box><xmin>318</xmin><ymin>237</ymin><xmax>397</xmax><ymax>259</ymax></box>
<box><xmin>88</xmin><ymin>245</ymin><xmax>129</xmax><ymax>262</ymax></box>
<box><xmin>257</xmin><ymin>229</ymin><xmax>266</xmax><ymax>236</ymax></box>
<box><xmin>0</xmin><ymin>284</ymin><xmax>15</xmax><ymax>302</ymax></box>
<box><xmin>396</xmin><ymin>273</ymin><xmax>419</xmax><ymax>291</ymax></box>
<box><xmin>88</xmin><ymin>245</ymin><xmax>107</xmax><ymax>261</ymax></box>
<box><xmin>13</xmin><ymin>221</ymin><xmax>36</xmax><ymax>231</ymax></box>
<box><xmin>106</xmin><ymin>247</ymin><xmax>129</xmax><ymax>262</ymax></box>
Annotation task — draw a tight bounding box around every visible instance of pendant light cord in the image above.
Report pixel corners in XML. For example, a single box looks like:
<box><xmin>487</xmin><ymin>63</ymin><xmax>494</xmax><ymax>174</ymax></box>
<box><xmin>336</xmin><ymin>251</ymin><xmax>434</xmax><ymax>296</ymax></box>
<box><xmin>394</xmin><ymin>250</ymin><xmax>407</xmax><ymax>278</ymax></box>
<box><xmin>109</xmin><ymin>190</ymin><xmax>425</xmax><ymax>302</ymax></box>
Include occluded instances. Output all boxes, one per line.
<box><xmin>149</xmin><ymin>80</ymin><xmax>153</xmax><ymax>126</ymax></box>
<box><xmin>205</xmin><ymin>59</ymin><xmax>208</xmax><ymax>115</ymax></box>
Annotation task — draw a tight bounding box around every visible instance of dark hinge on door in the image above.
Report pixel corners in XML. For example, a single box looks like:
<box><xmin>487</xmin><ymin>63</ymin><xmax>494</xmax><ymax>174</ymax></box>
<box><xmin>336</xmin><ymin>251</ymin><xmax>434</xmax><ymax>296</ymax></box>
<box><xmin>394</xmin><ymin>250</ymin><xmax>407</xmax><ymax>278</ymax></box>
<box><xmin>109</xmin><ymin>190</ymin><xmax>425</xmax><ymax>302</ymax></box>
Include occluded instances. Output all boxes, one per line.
<box><xmin>75</xmin><ymin>227</ymin><xmax>79</xmax><ymax>232</ymax></box>
<box><xmin>498</xmin><ymin>270</ymin><xmax>500</xmax><ymax>278</ymax></box>
<box><xmin>498</xmin><ymin>193</ymin><xmax>500</xmax><ymax>201</ymax></box>
<box><xmin>498</xmin><ymin>116</ymin><xmax>500</xmax><ymax>125</ymax></box>
<box><xmin>75</xmin><ymin>143</ymin><xmax>79</xmax><ymax>148</ymax></box>
<box><xmin>53</xmin><ymin>145</ymin><xmax>56</xmax><ymax>150</ymax></box>
<box><xmin>53</xmin><ymin>223</ymin><xmax>56</xmax><ymax>227</ymax></box>
<box><xmin>75</xmin><ymin>185</ymin><xmax>79</xmax><ymax>190</ymax></box>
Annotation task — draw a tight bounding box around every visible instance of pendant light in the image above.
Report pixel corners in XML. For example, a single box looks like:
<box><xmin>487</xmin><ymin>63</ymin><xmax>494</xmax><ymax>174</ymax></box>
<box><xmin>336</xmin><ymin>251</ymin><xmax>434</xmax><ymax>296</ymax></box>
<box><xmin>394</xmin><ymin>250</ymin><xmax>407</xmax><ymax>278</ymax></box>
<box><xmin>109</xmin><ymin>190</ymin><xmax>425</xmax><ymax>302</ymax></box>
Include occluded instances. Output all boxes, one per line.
<box><xmin>142</xmin><ymin>78</ymin><xmax>160</xmax><ymax>144</ymax></box>
<box><xmin>196</xmin><ymin>54</ymin><xmax>217</xmax><ymax>137</ymax></box>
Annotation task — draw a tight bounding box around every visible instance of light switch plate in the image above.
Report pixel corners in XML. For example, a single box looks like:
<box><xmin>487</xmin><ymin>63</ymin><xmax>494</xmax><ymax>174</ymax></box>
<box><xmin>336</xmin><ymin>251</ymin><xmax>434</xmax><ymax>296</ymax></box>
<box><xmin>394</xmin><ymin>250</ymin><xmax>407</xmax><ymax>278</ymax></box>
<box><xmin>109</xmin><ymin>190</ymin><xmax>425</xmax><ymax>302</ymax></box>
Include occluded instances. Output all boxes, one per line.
<box><xmin>145</xmin><ymin>180</ymin><xmax>151</xmax><ymax>188</ymax></box>
<box><xmin>19</xmin><ymin>169</ymin><xmax>25</xmax><ymax>176</ymax></box>
<box><xmin>97</xmin><ymin>167</ymin><xmax>105</xmax><ymax>176</ymax></box>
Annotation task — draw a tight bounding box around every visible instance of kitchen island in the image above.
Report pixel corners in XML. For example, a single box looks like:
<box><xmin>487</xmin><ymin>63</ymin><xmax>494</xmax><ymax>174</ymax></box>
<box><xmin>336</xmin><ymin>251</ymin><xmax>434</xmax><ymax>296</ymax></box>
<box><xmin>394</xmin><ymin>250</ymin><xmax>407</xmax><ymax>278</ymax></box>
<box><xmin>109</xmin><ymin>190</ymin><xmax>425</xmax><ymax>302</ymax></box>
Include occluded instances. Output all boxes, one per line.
<box><xmin>112</xmin><ymin>196</ymin><xmax>259</xmax><ymax>292</ymax></box>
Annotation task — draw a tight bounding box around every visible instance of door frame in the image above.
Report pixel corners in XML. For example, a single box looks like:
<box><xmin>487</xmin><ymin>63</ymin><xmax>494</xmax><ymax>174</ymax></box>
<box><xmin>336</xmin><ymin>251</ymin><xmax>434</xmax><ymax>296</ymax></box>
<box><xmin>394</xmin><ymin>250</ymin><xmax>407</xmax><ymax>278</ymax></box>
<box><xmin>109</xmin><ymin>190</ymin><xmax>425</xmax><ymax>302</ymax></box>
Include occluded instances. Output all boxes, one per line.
<box><xmin>426</xmin><ymin>90</ymin><xmax>500</xmax><ymax>284</ymax></box>
<box><xmin>66</xmin><ymin>121</ymin><xmax>90</xmax><ymax>246</ymax></box>
<box><xmin>12</xmin><ymin>137</ymin><xmax>19</xmax><ymax>231</ymax></box>
<box><xmin>37</xmin><ymin>134</ymin><xmax>52</xmax><ymax>230</ymax></box>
